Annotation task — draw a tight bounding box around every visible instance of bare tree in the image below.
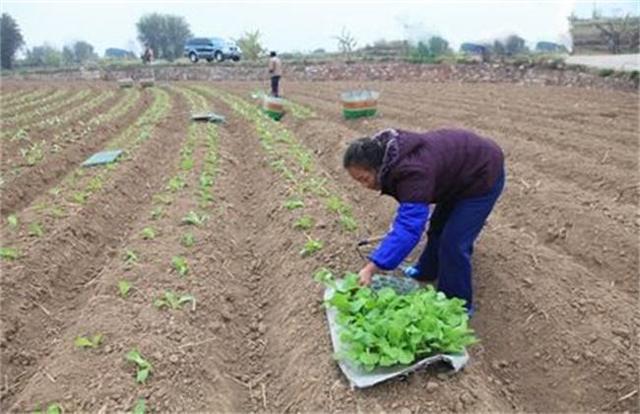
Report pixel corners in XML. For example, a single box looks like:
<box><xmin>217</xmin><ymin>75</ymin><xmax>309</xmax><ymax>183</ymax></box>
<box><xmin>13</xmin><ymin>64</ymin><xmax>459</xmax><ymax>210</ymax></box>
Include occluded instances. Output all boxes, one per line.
<box><xmin>335</xmin><ymin>27</ymin><xmax>357</xmax><ymax>61</ymax></box>
<box><xmin>594</xmin><ymin>14</ymin><xmax>635</xmax><ymax>54</ymax></box>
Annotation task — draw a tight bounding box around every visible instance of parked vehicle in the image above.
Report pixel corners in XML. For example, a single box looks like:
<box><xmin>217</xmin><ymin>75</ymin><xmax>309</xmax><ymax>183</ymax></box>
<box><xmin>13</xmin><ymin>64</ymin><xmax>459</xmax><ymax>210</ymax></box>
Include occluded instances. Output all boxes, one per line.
<box><xmin>184</xmin><ymin>37</ymin><xmax>242</xmax><ymax>63</ymax></box>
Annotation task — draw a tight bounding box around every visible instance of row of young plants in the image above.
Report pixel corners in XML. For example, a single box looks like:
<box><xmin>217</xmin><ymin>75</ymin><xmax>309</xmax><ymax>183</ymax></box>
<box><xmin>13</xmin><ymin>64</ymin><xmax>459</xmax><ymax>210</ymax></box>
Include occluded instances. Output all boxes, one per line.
<box><xmin>194</xmin><ymin>85</ymin><xmax>357</xmax><ymax>258</ymax></box>
<box><xmin>100</xmin><ymin>86</ymin><xmax>218</xmax><ymax>413</ymax></box>
<box><xmin>2</xmin><ymin>89</ymin><xmax>94</xmax><ymax>130</ymax></box>
<box><xmin>0</xmin><ymin>88</ymin><xmax>168</xmax><ymax>262</ymax></box>
<box><xmin>26</xmin><ymin>88</ymin><xmax>210</xmax><ymax>414</ymax></box>
<box><xmin>4</xmin><ymin>89</ymin><xmax>116</xmax><ymax>143</ymax></box>
<box><xmin>13</xmin><ymin>89</ymin><xmax>139</xmax><ymax>171</ymax></box>
<box><xmin>2</xmin><ymin>88</ymin><xmax>70</xmax><ymax>119</ymax></box>
<box><xmin>1</xmin><ymin>88</ymin><xmax>54</xmax><ymax>108</ymax></box>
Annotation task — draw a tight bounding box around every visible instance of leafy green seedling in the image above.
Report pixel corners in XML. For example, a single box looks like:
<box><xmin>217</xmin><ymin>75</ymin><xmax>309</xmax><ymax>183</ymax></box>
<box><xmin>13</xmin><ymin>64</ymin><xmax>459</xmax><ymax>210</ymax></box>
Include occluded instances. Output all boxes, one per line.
<box><xmin>28</xmin><ymin>222</ymin><xmax>44</xmax><ymax>237</ymax></box>
<box><xmin>141</xmin><ymin>227</ymin><xmax>156</xmax><ymax>240</ymax></box>
<box><xmin>293</xmin><ymin>216</ymin><xmax>314</xmax><ymax>230</ymax></box>
<box><xmin>133</xmin><ymin>398</ymin><xmax>146</xmax><ymax>414</ymax></box>
<box><xmin>7</xmin><ymin>214</ymin><xmax>19</xmax><ymax>228</ymax></box>
<box><xmin>154</xmin><ymin>291</ymin><xmax>196</xmax><ymax>311</ymax></box>
<box><xmin>339</xmin><ymin>215</ymin><xmax>358</xmax><ymax>232</ymax></box>
<box><xmin>172</xmin><ymin>256</ymin><xmax>189</xmax><ymax>276</ymax></box>
<box><xmin>86</xmin><ymin>176</ymin><xmax>103</xmax><ymax>192</ymax></box>
<box><xmin>300</xmin><ymin>239</ymin><xmax>324</xmax><ymax>257</ymax></box>
<box><xmin>74</xmin><ymin>333</ymin><xmax>103</xmax><ymax>349</ymax></box>
<box><xmin>181</xmin><ymin>211</ymin><xmax>207</xmax><ymax>226</ymax></box>
<box><xmin>125</xmin><ymin>349</ymin><xmax>152</xmax><ymax>384</ymax></box>
<box><xmin>33</xmin><ymin>403</ymin><xmax>63</xmax><ymax>414</ymax></box>
<box><xmin>0</xmin><ymin>247</ymin><xmax>19</xmax><ymax>260</ymax></box>
<box><xmin>181</xmin><ymin>157</ymin><xmax>194</xmax><ymax>171</ymax></box>
<box><xmin>167</xmin><ymin>175</ymin><xmax>186</xmax><ymax>192</ymax></box>
<box><xmin>150</xmin><ymin>206</ymin><xmax>164</xmax><ymax>220</ymax></box>
<box><xmin>199</xmin><ymin>172</ymin><xmax>213</xmax><ymax>188</ymax></box>
<box><xmin>118</xmin><ymin>280</ymin><xmax>132</xmax><ymax>298</ymax></box>
<box><xmin>71</xmin><ymin>191</ymin><xmax>87</xmax><ymax>204</ymax></box>
<box><xmin>326</xmin><ymin>196</ymin><xmax>351</xmax><ymax>215</ymax></box>
<box><xmin>284</xmin><ymin>199</ymin><xmax>304</xmax><ymax>210</ymax></box>
<box><xmin>181</xmin><ymin>233</ymin><xmax>195</xmax><ymax>247</ymax></box>
<box><xmin>124</xmin><ymin>250</ymin><xmax>138</xmax><ymax>265</ymax></box>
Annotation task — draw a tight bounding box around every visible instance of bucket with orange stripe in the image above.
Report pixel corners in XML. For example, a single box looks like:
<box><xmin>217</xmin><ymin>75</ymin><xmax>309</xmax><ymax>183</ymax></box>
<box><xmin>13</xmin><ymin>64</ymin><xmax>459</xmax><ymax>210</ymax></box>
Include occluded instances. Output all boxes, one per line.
<box><xmin>263</xmin><ymin>96</ymin><xmax>285</xmax><ymax>121</ymax></box>
<box><xmin>341</xmin><ymin>90</ymin><xmax>379</xmax><ymax>119</ymax></box>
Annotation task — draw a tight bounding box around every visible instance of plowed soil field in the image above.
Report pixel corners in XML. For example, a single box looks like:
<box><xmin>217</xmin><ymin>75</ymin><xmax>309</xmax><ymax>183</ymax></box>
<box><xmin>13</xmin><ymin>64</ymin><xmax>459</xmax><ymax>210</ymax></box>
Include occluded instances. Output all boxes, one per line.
<box><xmin>1</xmin><ymin>79</ymin><xmax>638</xmax><ymax>413</ymax></box>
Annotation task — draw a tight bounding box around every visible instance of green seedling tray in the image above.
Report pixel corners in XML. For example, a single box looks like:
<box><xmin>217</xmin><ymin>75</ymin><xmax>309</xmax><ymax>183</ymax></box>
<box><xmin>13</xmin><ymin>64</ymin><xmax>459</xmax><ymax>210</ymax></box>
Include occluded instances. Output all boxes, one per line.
<box><xmin>323</xmin><ymin>274</ymin><xmax>469</xmax><ymax>388</ymax></box>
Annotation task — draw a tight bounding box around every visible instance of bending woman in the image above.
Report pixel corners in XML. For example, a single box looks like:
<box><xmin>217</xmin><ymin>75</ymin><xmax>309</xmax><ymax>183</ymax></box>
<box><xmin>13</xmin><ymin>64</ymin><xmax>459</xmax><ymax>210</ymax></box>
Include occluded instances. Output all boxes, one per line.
<box><xmin>343</xmin><ymin>128</ymin><xmax>505</xmax><ymax>315</ymax></box>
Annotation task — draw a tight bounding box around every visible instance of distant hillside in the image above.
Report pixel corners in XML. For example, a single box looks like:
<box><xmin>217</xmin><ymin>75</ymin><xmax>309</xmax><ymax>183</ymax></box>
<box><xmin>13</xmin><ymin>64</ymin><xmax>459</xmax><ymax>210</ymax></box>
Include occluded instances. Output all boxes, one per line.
<box><xmin>570</xmin><ymin>15</ymin><xmax>640</xmax><ymax>54</ymax></box>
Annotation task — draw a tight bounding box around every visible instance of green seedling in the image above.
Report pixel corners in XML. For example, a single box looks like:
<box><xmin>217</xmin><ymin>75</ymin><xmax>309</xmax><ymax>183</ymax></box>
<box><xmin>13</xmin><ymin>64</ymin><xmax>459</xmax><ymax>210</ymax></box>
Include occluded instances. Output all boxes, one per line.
<box><xmin>339</xmin><ymin>215</ymin><xmax>358</xmax><ymax>232</ymax></box>
<box><xmin>181</xmin><ymin>211</ymin><xmax>208</xmax><ymax>226</ymax></box>
<box><xmin>125</xmin><ymin>349</ymin><xmax>152</xmax><ymax>384</ymax></box>
<box><xmin>124</xmin><ymin>250</ymin><xmax>138</xmax><ymax>265</ymax></box>
<box><xmin>154</xmin><ymin>291</ymin><xmax>196</xmax><ymax>311</ymax></box>
<box><xmin>180</xmin><ymin>157</ymin><xmax>194</xmax><ymax>171</ymax></box>
<box><xmin>48</xmin><ymin>187</ymin><xmax>61</xmax><ymax>196</ymax></box>
<box><xmin>172</xmin><ymin>256</ymin><xmax>189</xmax><ymax>276</ymax></box>
<box><xmin>28</xmin><ymin>222</ymin><xmax>44</xmax><ymax>237</ymax></box>
<box><xmin>300</xmin><ymin>239</ymin><xmax>324</xmax><ymax>257</ymax></box>
<box><xmin>86</xmin><ymin>176</ymin><xmax>103</xmax><ymax>193</ymax></box>
<box><xmin>167</xmin><ymin>175</ymin><xmax>186</xmax><ymax>192</ymax></box>
<box><xmin>21</xmin><ymin>141</ymin><xmax>45</xmax><ymax>166</ymax></box>
<box><xmin>150</xmin><ymin>206</ymin><xmax>164</xmax><ymax>220</ymax></box>
<box><xmin>33</xmin><ymin>403</ymin><xmax>63</xmax><ymax>414</ymax></box>
<box><xmin>7</xmin><ymin>214</ymin><xmax>19</xmax><ymax>228</ymax></box>
<box><xmin>299</xmin><ymin>177</ymin><xmax>330</xmax><ymax>197</ymax></box>
<box><xmin>326</xmin><ymin>196</ymin><xmax>351</xmax><ymax>215</ymax></box>
<box><xmin>0</xmin><ymin>247</ymin><xmax>19</xmax><ymax>260</ymax></box>
<box><xmin>181</xmin><ymin>232</ymin><xmax>195</xmax><ymax>247</ymax></box>
<box><xmin>199</xmin><ymin>172</ymin><xmax>213</xmax><ymax>188</ymax></box>
<box><xmin>118</xmin><ymin>280</ymin><xmax>132</xmax><ymax>298</ymax></box>
<box><xmin>294</xmin><ymin>216</ymin><xmax>314</xmax><ymax>231</ymax></box>
<box><xmin>284</xmin><ymin>199</ymin><xmax>304</xmax><ymax>210</ymax></box>
<box><xmin>141</xmin><ymin>227</ymin><xmax>156</xmax><ymax>240</ymax></box>
<box><xmin>74</xmin><ymin>333</ymin><xmax>103</xmax><ymax>349</ymax></box>
<box><xmin>71</xmin><ymin>191</ymin><xmax>87</xmax><ymax>205</ymax></box>
<box><xmin>133</xmin><ymin>398</ymin><xmax>146</xmax><ymax>414</ymax></box>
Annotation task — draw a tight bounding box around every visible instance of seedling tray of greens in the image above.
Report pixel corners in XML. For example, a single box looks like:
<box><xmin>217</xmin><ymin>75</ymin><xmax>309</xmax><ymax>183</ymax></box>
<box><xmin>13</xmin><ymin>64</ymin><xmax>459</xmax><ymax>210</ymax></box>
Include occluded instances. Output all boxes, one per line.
<box><xmin>315</xmin><ymin>270</ymin><xmax>475</xmax><ymax>388</ymax></box>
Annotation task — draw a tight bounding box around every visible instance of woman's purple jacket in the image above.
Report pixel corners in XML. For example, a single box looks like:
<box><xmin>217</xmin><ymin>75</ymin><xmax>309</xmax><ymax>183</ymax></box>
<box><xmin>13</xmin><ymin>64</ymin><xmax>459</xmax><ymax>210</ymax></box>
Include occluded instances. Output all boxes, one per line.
<box><xmin>369</xmin><ymin>128</ymin><xmax>504</xmax><ymax>270</ymax></box>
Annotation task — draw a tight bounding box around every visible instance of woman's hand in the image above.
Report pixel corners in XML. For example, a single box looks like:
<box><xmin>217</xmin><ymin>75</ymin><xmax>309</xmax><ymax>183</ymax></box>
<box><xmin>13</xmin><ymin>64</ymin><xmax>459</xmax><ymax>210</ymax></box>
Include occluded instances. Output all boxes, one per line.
<box><xmin>358</xmin><ymin>261</ymin><xmax>379</xmax><ymax>286</ymax></box>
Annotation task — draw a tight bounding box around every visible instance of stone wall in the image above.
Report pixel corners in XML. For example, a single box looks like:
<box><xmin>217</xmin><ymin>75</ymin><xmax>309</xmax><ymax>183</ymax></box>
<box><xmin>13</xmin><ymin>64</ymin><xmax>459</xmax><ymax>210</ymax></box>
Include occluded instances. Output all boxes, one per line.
<box><xmin>4</xmin><ymin>61</ymin><xmax>638</xmax><ymax>92</ymax></box>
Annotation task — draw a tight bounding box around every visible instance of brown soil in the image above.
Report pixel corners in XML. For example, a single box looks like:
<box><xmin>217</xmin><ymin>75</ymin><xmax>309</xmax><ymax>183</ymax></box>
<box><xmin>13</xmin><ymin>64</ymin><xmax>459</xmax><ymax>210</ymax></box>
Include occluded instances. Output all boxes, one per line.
<box><xmin>1</xmin><ymin>80</ymin><xmax>638</xmax><ymax>413</ymax></box>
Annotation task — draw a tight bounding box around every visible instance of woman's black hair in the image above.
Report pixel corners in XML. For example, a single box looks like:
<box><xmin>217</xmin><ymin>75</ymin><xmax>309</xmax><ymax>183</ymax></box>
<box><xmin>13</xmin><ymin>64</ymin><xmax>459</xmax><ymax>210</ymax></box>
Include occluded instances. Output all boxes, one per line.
<box><xmin>343</xmin><ymin>137</ymin><xmax>385</xmax><ymax>170</ymax></box>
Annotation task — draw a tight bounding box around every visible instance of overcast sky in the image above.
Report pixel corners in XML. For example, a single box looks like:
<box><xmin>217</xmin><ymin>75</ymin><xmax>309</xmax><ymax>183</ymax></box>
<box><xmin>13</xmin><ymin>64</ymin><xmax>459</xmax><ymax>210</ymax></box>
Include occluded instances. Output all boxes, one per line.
<box><xmin>2</xmin><ymin>1</ymin><xmax>638</xmax><ymax>55</ymax></box>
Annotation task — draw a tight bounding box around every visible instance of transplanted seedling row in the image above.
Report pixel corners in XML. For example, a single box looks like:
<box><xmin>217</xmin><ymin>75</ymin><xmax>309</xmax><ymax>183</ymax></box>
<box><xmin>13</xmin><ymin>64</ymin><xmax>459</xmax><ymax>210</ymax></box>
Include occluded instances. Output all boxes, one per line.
<box><xmin>105</xmin><ymin>86</ymin><xmax>221</xmax><ymax>411</ymax></box>
<box><xmin>3</xmin><ymin>89</ymin><xmax>116</xmax><ymax>142</ymax></box>
<box><xmin>194</xmin><ymin>86</ymin><xmax>358</xmax><ymax>260</ymax></box>
<box><xmin>2</xmin><ymin>89</ymin><xmax>95</xmax><ymax>133</ymax></box>
<box><xmin>0</xmin><ymin>89</ymin><xmax>169</xmax><ymax>262</ymax></box>
<box><xmin>1</xmin><ymin>89</ymin><xmax>71</xmax><ymax>120</ymax></box>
